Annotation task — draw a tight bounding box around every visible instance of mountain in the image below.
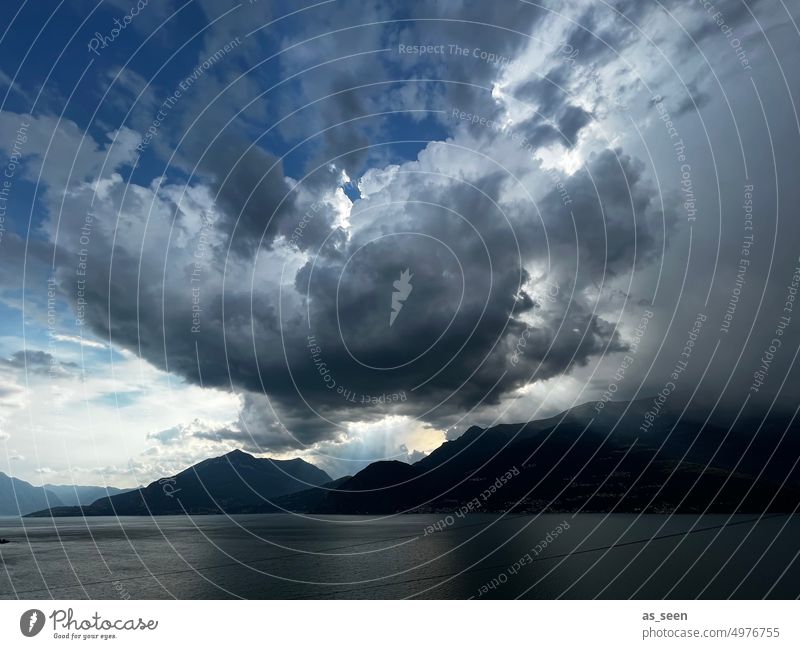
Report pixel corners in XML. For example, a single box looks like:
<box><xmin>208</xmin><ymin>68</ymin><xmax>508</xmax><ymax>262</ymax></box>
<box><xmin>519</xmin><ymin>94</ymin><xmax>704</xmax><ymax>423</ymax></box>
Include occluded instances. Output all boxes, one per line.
<box><xmin>28</xmin><ymin>398</ymin><xmax>800</xmax><ymax>517</ymax></box>
<box><xmin>0</xmin><ymin>472</ymin><xmax>63</xmax><ymax>516</ymax></box>
<box><xmin>43</xmin><ymin>484</ymin><xmax>130</xmax><ymax>507</ymax></box>
<box><xmin>28</xmin><ymin>450</ymin><xmax>331</xmax><ymax>517</ymax></box>
<box><xmin>271</xmin><ymin>398</ymin><xmax>800</xmax><ymax>515</ymax></box>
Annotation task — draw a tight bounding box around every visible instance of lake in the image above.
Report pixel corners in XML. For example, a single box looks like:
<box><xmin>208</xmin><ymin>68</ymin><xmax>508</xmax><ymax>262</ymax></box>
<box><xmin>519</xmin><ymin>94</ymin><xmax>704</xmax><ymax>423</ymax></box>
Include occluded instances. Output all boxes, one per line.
<box><xmin>0</xmin><ymin>514</ymin><xmax>797</xmax><ymax>598</ymax></box>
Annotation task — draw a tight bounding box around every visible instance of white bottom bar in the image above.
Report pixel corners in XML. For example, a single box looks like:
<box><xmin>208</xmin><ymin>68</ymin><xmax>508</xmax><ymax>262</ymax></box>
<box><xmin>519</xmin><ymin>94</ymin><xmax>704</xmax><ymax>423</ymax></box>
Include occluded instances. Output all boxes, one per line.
<box><xmin>1</xmin><ymin>600</ymin><xmax>796</xmax><ymax>647</ymax></box>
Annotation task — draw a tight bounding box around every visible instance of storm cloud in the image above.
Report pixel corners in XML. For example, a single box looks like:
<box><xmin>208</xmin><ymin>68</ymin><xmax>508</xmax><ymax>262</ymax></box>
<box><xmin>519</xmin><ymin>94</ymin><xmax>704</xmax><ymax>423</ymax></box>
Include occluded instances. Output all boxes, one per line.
<box><xmin>1</xmin><ymin>0</ymin><xmax>798</xmax><ymax>483</ymax></box>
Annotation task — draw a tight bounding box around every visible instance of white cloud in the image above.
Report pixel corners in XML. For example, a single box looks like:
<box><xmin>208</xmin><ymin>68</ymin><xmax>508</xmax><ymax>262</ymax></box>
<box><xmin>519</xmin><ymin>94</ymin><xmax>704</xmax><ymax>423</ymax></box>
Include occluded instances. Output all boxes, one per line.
<box><xmin>52</xmin><ymin>334</ymin><xmax>107</xmax><ymax>350</ymax></box>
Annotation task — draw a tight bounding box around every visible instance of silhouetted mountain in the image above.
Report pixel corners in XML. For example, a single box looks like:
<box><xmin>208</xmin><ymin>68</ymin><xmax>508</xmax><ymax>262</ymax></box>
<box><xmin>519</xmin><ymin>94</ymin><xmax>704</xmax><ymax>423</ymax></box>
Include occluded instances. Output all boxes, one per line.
<box><xmin>43</xmin><ymin>484</ymin><xmax>131</xmax><ymax>507</ymax></box>
<box><xmin>273</xmin><ymin>399</ymin><xmax>800</xmax><ymax>514</ymax></box>
<box><xmin>28</xmin><ymin>450</ymin><xmax>331</xmax><ymax>517</ymax></box>
<box><xmin>0</xmin><ymin>472</ymin><xmax>63</xmax><ymax>515</ymax></box>
<box><xmin>28</xmin><ymin>398</ymin><xmax>800</xmax><ymax>517</ymax></box>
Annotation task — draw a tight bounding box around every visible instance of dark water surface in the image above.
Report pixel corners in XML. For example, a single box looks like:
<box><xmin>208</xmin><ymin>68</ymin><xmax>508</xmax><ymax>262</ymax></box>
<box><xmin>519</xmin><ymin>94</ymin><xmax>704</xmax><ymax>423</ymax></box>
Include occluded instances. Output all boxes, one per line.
<box><xmin>0</xmin><ymin>514</ymin><xmax>797</xmax><ymax>599</ymax></box>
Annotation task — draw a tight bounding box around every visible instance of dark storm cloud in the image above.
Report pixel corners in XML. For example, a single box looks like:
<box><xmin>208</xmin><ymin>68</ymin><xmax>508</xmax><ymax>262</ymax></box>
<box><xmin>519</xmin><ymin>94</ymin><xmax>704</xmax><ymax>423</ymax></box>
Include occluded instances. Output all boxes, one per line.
<box><xmin>515</xmin><ymin>117</ymin><xmax>561</xmax><ymax>150</ymax></box>
<box><xmin>53</xmin><ymin>143</ymin><xmax>665</xmax><ymax>448</ymax></box>
<box><xmin>511</xmin><ymin>70</ymin><xmax>593</xmax><ymax>148</ymax></box>
<box><xmin>538</xmin><ymin>148</ymin><xmax>674</xmax><ymax>283</ymax></box>
<box><xmin>515</xmin><ymin>67</ymin><xmax>572</xmax><ymax>117</ymax></box>
<box><xmin>209</xmin><ymin>148</ymin><xmax>647</xmax><ymax>443</ymax></box>
<box><xmin>511</xmin><ymin>89</ymin><xmax>595</xmax><ymax>150</ymax></box>
<box><xmin>203</xmin><ymin>138</ymin><xmax>297</xmax><ymax>254</ymax></box>
<box><xmin>42</xmin><ymin>1</ymin><xmax>678</xmax><ymax>445</ymax></box>
<box><xmin>558</xmin><ymin>105</ymin><xmax>593</xmax><ymax>145</ymax></box>
<box><xmin>29</xmin><ymin>0</ymin><xmax>778</xmax><ymax>454</ymax></box>
<box><xmin>190</xmin><ymin>392</ymin><xmax>338</xmax><ymax>452</ymax></box>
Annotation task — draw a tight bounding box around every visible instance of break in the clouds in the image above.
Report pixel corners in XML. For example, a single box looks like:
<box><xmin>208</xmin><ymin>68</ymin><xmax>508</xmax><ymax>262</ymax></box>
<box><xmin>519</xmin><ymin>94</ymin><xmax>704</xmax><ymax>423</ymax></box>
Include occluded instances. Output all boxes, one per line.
<box><xmin>0</xmin><ymin>0</ymin><xmax>798</xmax><ymax>485</ymax></box>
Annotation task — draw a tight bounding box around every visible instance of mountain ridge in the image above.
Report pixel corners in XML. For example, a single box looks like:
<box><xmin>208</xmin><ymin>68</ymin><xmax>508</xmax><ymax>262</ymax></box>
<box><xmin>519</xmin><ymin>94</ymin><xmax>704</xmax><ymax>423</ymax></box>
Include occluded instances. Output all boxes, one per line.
<box><xmin>27</xmin><ymin>450</ymin><xmax>331</xmax><ymax>517</ymax></box>
<box><xmin>26</xmin><ymin>398</ymin><xmax>800</xmax><ymax>517</ymax></box>
<box><xmin>43</xmin><ymin>483</ymin><xmax>131</xmax><ymax>507</ymax></box>
<box><xmin>0</xmin><ymin>472</ymin><xmax>63</xmax><ymax>516</ymax></box>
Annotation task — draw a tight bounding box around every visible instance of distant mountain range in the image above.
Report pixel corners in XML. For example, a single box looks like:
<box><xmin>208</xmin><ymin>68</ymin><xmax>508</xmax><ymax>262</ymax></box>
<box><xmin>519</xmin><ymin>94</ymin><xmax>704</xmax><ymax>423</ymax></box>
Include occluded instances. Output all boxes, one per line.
<box><xmin>43</xmin><ymin>483</ymin><xmax>130</xmax><ymax>507</ymax></box>
<box><xmin>28</xmin><ymin>450</ymin><xmax>332</xmax><ymax>517</ymax></box>
<box><xmin>0</xmin><ymin>473</ymin><xmax>63</xmax><ymax>516</ymax></box>
<box><xmin>26</xmin><ymin>398</ymin><xmax>800</xmax><ymax>517</ymax></box>
<box><xmin>0</xmin><ymin>473</ymin><xmax>132</xmax><ymax>516</ymax></box>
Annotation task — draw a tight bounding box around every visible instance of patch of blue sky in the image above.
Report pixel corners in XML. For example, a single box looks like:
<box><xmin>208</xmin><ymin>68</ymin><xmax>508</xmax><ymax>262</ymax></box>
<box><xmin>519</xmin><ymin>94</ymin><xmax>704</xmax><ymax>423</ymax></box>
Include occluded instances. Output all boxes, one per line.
<box><xmin>89</xmin><ymin>389</ymin><xmax>143</xmax><ymax>409</ymax></box>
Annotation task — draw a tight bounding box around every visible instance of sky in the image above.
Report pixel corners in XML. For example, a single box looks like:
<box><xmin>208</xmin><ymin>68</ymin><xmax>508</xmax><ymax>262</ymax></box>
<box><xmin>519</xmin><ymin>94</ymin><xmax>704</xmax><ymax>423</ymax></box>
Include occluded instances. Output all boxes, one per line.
<box><xmin>0</xmin><ymin>0</ymin><xmax>798</xmax><ymax>488</ymax></box>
